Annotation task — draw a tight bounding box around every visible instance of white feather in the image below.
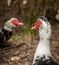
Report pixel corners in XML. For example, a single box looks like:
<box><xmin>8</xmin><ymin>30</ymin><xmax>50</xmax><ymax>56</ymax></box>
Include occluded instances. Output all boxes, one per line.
<box><xmin>3</xmin><ymin>18</ymin><xmax>16</xmax><ymax>32</ymax></box>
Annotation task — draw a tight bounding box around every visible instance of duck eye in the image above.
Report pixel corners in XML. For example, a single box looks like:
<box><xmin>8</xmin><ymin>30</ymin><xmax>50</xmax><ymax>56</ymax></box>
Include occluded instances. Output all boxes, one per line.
<box><xmin>39</xmin><ymin>16</ymin><xmax>48</xmax><ymax>22</ymax></box>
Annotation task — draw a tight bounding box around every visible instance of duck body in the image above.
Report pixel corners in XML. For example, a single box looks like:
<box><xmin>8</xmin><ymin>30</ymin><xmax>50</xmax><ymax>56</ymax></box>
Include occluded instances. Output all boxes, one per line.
<box><xmin>31</xmin><ymin>16</ymin><xmax>58</xmax><ymax>65</ymax></box>
<box><xmin>33</xmin><ymin>39</ymin><xmax>57</xmax><ymax>65</ymax></box>
<box><xmin>0</xmin><ymin>28</ymin><xmax>13</xmax><ymax>44</ymax></box>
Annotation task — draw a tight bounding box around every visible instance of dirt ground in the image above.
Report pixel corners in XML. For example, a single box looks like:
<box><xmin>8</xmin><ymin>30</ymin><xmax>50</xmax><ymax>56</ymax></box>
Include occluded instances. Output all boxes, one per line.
<box><xmin>0</xmin><ymin>23</ymin><xmax>59</xmax><ymax>65</ymax></box>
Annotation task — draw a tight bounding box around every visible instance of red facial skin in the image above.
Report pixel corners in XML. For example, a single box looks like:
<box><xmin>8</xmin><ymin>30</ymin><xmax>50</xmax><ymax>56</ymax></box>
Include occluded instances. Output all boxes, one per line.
<box><xmin>11</xmin><ymin>19</ymin><xmax>24</xmax><ymax>27</ymax></box>
<box><xmin>31</xmin><ymin>19</ymin><xmax>42</xmax><ymax>30</ymax></box>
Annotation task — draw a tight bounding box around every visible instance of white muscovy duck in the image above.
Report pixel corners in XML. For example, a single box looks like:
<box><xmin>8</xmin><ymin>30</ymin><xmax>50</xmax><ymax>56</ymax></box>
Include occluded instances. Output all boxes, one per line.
<box><xmin>0</xmin><ymin>17</ymin><xmax>24</xmax><ymax>46</ymax></box>
<box><xmin>31</xmin><ymin>16</ymin><xmax>58</xmax><ymax>65</ymax></box>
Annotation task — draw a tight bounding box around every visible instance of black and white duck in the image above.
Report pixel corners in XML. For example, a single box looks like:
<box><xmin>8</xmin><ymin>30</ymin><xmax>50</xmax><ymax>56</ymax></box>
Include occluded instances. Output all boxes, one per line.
<box><xmin>0</xmin><ymin>17</ymin><xmax>24</xmax><ymax>46</ymax></box>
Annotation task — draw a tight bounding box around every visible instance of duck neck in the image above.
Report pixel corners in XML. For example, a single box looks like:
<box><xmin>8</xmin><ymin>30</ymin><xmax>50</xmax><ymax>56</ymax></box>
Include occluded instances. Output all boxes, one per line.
<box><xmin>38</xmin><ymin>26</ymin><xmax>51</xmax><ymax>51</ymax></box>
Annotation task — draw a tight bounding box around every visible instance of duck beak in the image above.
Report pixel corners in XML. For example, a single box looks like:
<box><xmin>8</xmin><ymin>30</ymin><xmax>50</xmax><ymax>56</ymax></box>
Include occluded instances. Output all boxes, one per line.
<box><xmin>31</xmin><ymin>26</ymin><xmax>36</xmax><ymax>30</ymax></box>
<box><xmin>18</xmin><ymin>22</ymin><xmax>24</xmax><ymax>26</ymax></box>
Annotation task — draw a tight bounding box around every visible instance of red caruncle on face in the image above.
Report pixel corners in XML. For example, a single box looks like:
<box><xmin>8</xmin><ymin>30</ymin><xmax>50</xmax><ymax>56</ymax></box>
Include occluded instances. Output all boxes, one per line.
<box><xmin>11</xmin><ymin>19</ymin><xmax>20</xmax><ymax>27</ymax></box>
<box><xmin>34</xmin><ymin>19</ymin><xmax>42</xmax><ymax>30</ymax></box>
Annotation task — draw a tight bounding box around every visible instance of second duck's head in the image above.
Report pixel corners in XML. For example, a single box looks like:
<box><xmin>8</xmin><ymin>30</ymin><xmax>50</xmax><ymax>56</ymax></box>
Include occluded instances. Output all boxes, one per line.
<box><xmin>31</xmin><ymin>16</ymin><xmax>51</xmax><ymax>39</ymax></box>
<box><xmin>31</xmin><ymin>16</ymin><xmax>50</xmax><ymax>30</ymax></box>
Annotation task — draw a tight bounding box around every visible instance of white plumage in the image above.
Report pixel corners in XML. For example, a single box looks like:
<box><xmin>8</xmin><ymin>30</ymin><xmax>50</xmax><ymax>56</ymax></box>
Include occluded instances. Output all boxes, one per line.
<box><xmin>31</xmin><ymin>16</ymin><xmax>58</xmax><ymax>65</ymax></box>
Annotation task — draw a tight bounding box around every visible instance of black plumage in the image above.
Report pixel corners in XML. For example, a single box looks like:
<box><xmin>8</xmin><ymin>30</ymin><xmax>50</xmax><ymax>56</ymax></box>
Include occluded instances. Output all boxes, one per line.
<box><xmin>0</xmin><ymin>28</ymin><xmax>13</xmax><ymax>47</ymax></box>
<box><xmin>33</xmin><ymin>56</ymin><xmax>58</xmax><ymax>65</ymax></box>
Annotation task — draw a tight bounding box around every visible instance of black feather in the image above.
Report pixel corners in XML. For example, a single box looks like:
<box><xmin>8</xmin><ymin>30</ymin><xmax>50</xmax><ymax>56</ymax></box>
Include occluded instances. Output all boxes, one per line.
<box><xmin>33</xmin><ymin>56</ymin><xmax>59</xmax><ymax>65</ymax></box>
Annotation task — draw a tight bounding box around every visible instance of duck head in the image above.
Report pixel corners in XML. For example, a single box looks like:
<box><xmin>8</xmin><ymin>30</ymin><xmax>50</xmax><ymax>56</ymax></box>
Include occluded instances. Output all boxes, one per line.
<box><xmin>3</xmin><ymin>18</ymin><xmax>24</xmax><ymax>32</ymax></box>
<box><xmin>31</xmin><ymin>16</ymin><xmax>51</xmax><ymax>40</ymax></box>
<box><xmin>31</xmin><ymin>16</ymin><xmax>49</xmax><ymax>30</ymax></box>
